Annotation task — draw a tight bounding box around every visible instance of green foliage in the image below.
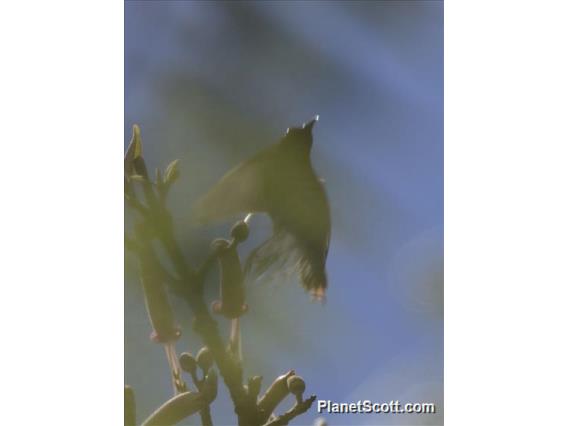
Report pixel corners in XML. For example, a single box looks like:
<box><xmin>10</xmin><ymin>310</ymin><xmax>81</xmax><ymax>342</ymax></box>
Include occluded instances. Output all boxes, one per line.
<box><xmin>125</xmin><ymin>125</ymin><xmax>316</xmax><ymax>426</ymax></box>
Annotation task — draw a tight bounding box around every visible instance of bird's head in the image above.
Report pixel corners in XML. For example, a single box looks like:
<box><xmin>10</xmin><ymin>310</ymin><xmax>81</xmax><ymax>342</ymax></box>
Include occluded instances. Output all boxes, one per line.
<box><xmin>281</xmin><ymin>115</ymin><xmax>319</xmax><ymax>152</ymax></box>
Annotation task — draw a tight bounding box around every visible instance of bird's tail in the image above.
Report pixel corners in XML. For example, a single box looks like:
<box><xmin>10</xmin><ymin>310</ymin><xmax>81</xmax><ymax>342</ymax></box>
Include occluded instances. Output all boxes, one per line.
<box><xmin>297</xmin><ymin>255</ymin><xmax>327</xmax><ymax>303</ymax></box>
<box><xmin>244</xmin><ymin>230</ymin><xmax>327</xmax><ymax>302</ymax></box>
<box><xmin>243</xmin><ymin>231</ymin><xmax>292</xmax><ymax>284</ymax></box>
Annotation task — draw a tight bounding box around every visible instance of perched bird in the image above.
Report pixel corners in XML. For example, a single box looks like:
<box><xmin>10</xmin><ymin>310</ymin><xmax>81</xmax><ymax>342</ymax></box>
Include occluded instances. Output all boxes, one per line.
<box><xmin>193</xmin><ymin>117</ymin><xmax>331</xmax><ymax>301</ymax></box>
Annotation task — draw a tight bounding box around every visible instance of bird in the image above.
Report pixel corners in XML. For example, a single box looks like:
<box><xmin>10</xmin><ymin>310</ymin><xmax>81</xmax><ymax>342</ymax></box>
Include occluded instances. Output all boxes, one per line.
<box><xmin>193</xmin><ymin>116</ymin><xmax>331</xmax><ymax>301</ymax></box>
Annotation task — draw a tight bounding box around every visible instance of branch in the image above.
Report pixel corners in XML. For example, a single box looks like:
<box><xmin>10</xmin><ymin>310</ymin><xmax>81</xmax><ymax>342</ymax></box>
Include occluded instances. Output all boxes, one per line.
<box><xmin>125</xmin><ymin>158</ymin><xmax>253</xmax><ymax>422</ymax></box>
<box><xmin>180</xmin><ymin>352</ymin><xmax>216</xmax><ymax>426</ymax></box>
<box><xmin>164</xmin><ymin>236</ymin><xmax>259</xmax><ymax>426</ymax></box>
<box><xmin>125</xmin><ymin>127</ymin><xmax>317</xmax><ymax>426</ymax></box>
<box><xmin>199</xmin><ymin>405</ymin><xmax>213</xmax><ymax>426</ymax></box>
<box><xmin>156</xmin><ymin>217</ymin><xmax>261</xmax><ymax>425</ymax></box>
<box><xmin>257</xmin><ymin>371</ymin><xmax>294</xmax><ymax>423</ymax></box>
<box><xmin>263</xmin><ymin>395</ymin><xmax>317</xmax><ymax>426</ymax></box>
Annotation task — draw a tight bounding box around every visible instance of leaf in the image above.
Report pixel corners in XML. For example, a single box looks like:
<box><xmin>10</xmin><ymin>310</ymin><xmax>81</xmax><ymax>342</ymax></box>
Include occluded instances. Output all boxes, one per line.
<box><xmin>141</xmin><ymin>392</ymin><xmax>205</xmax><ymax>426</ymax></box>
<box><xmin>133</xmin><ymin>156</ymin><xmax>149</xmax><ymax>178</ymax></box>
<box><xmin>129</xmin><ymin>174</ymin><xmax>146</xmax><ymax>182</ymax></box>
<box><xmin>131</xmin><ymin>124</ymin><xmax>142</xmax><ymax>158</ymax></box>
<box><xmin>164</xmin><ymin>159</ymin><xmax>180</xmax><ymax>184</ymax></box>
<box><xmin>125</xmin><ymin>124</ymin><xmax>143</xmax><ymax>176</ymax></box>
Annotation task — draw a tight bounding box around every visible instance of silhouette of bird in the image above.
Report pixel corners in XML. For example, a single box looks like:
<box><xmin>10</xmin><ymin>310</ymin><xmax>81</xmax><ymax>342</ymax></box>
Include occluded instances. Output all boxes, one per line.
<box><xmin>193</xmin><ymin>116</ymin><xmax>331</xmax><ymax>301</ymax></box>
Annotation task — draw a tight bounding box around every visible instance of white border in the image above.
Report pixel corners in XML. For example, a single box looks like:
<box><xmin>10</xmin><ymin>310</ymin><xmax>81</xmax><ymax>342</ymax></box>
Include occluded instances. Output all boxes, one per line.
<box><xmin>0</xmin><ymin>1</ymin><xmax>123</xmax><ymax>424</ymax></box>
<box><xmin>446</xmin><ymin>1</ymin><xmax>568</xmax><ymax>424</ymax></box>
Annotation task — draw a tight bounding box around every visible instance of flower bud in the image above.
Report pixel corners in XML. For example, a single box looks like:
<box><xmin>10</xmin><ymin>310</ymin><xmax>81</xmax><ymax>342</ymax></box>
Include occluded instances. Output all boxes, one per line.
<box><xmin>210</xmin><ymin>241</ymin><xmax>248</xmax><ymax>319</ymax></box>
<box><xmin>258</xmin><ymin>370</ymin><xmax>295</xmax><ymax>421</ymax></box>
<box><xmin>230</xmin><ymin>220</ymin><xmax>249</xmax><ymax>243</ymax></box>
<box><xmin>196</xmin><ymin>347</ymin><xmax>214</xmax><ymax>372</ymax></box>
<box><xmin>140</xmin><ymin>260</ymin><xmax>181</xmax><ymax>344</ymax></box>
<box><xmin>210</xmin><ymin>238</ymin><xmax>230</xmax><ymax>254</ymax></box>
<box><xmin>179</xmin><ymin>352</ymin><xmax>197</xmax><ymax>374</ymax></box>
<box><xmin>286</xmin><ymin>375</ymin><xmax>306</xmax><ymax>398</ymax></box>
<box><xmin>141</xmin><ymin>391</ymin><xmax>205</xmax><ymax>426</ymax></box>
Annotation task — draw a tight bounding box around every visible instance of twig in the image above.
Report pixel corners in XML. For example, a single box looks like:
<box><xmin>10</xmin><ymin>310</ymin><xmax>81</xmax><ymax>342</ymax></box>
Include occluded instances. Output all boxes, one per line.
<box><xmin>199</xmin><ymin>405</ymin><xmax>213</xmax><ymax>426</ymax></box>
<box><xmin>263</xmin><ymin>395</ymin><xmax>317</xmax><ymax>426</ymax></box>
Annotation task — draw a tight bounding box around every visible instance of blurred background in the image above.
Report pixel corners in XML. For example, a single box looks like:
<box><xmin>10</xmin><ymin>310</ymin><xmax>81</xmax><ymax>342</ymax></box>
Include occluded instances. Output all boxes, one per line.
<box><xmin>125</xmin><ymin>1</ymin><xmax>443</xmax><ymax>425</ymax></box>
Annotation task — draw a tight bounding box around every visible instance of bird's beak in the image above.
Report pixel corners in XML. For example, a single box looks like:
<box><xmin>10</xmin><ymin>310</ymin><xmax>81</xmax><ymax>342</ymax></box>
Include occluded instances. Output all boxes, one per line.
<box><xmin>303</xmin><ymin>115</ymin><xmax>319</xmax><ymax>132</ymax></box>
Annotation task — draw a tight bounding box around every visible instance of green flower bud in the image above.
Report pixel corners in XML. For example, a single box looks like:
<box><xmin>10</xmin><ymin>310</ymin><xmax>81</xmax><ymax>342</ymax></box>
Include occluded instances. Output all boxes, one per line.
<box><xmin>210</xmin><ymin>238</ymin><xmax>230</xmax><ymax>254</ymax></box>
<box><xmin>141</xmin><ymin>391</ymin><xmax>205</xmax><ymax>426</ymax></box>
<box><xmin>211</xmin><ymin>242</ymin><xmax>248</xmax><ymax>319</ymax></box>
<box><xmin>196</xmin><ymin>347</ymin><xmax>214</xmax><ymax>372</ymax></box>
<box><xmin>286</xmin><ymin>375</ymin><xmax>306</xmax><ymax>397</ymax></box>
<box><xmin>179</xmin><ymin>352</ymin><xmax>197</xmax><ymax>374</ymax></box>
<box><xmin>140</xmin><ymin>256</ymin><xmax>181</xmax><ymax>344</ymax></box>
<box><xmin>258</xmin><ymin>370</ymin><xmax>295</xmax><ymax>421</ymax></box>
<box><xmin>230</xmin><ymin>220</ymin><xmax>249</xmax><ymax>243</ymax></box>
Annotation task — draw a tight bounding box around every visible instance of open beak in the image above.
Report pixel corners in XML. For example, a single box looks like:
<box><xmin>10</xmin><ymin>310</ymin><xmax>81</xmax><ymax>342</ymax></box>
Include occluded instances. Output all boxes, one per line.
<box><xmin>303</xmin><ymin>115</ymin><xmax>319</xmax><ymax>131</ymax></box>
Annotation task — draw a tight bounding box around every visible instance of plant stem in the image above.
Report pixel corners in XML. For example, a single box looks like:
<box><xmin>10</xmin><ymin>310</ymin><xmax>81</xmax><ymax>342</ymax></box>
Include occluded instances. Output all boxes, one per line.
<box><xmin>159</xmin><ymin>233</ymin><xmax>260</xmax><ymax>426</ymax></box>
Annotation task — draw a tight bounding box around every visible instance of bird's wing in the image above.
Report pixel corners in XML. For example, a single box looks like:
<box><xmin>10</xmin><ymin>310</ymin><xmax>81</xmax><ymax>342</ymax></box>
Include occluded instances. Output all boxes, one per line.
<box><xmin>279</xmin><ymin>169</ymin><xmax>331</xmax><ymax>244</ymax></box>
<box><xmin>192</xmin><ymin>150</ymin><xmax>272</xmax><ymax>224</ymax></box>
<box><xmin>270</xmin><ymin>170</ymin><xmax>331</xmax><ymax>299</ymax></box>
